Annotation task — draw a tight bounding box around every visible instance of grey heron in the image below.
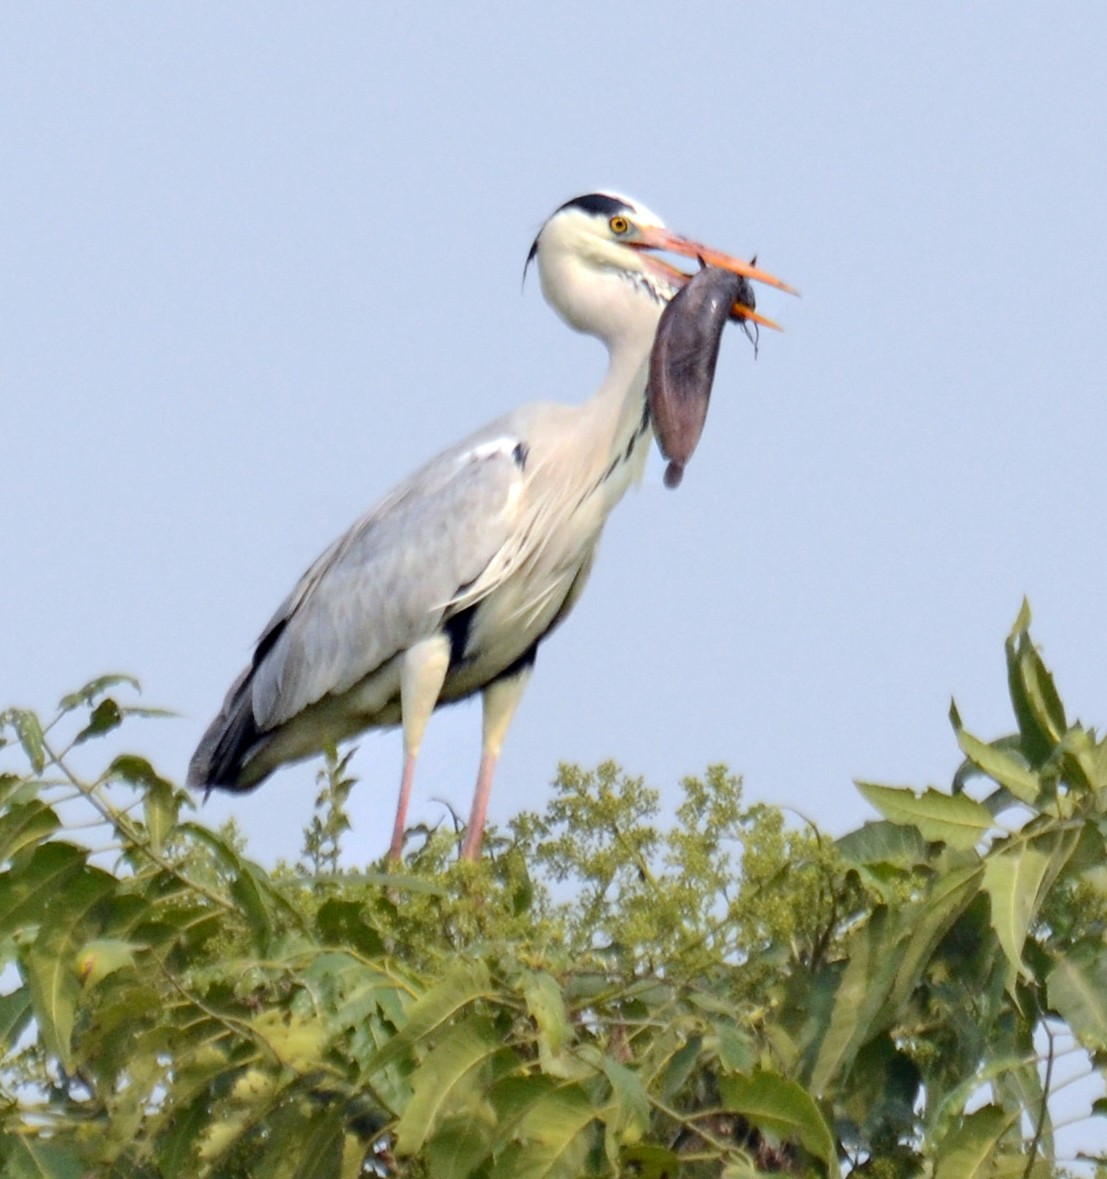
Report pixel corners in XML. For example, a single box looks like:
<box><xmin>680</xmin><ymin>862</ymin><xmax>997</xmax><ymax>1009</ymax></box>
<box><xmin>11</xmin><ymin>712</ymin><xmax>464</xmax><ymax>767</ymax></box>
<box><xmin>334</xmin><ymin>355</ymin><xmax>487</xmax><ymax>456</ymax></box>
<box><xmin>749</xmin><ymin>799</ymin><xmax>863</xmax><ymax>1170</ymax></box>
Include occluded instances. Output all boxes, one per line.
<box><xmin>188</xmin><ymin>192</ymin><xmax>793</xmax><ymax>861</ymax></box>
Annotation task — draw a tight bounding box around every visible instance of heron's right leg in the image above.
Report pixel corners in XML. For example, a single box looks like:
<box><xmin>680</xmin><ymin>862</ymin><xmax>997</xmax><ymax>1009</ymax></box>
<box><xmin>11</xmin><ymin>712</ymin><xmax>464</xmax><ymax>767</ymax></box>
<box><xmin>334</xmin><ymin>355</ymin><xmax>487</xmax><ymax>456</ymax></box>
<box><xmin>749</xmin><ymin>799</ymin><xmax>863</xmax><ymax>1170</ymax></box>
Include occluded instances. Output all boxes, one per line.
<box><xmin>389</xmin><ymin>635</ymin><xmax>450</xmax><ymax>861</ymax></box>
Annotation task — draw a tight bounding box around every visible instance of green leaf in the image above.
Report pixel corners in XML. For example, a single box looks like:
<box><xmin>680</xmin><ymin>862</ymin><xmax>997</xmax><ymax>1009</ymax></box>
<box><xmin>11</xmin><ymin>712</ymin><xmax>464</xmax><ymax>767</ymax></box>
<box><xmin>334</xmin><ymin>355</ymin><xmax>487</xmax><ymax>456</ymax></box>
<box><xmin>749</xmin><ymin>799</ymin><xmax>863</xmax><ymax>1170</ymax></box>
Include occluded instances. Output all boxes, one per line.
<box><xmin>155</xmin><ymin>1096</ymin><xmax>211</xmax><ymax>1179</ymax></box>
<box><xmin>143</xmin><ymin>775</ymin><xmax>178</xmax><ymax>853</ymax></box>
<box><xmin>74</xmin><ymin>697</ymin><xmax>123</xmax><ymax>744</ymax></box>
<box><xmin>25</xmin><ymin>865</ymin><xmax>116</xmax><ymax>1069</ymax></box>
<box><xmin>2</xmin><ymin>709</ymin><xmax>47</xmax><ymax>773</ymax></box>
<box><xmin>272</xmin><ymin>1106</ymin><xmax>347</xmax><ymax>1179</ymax></box>
<box><xmin>1057</xmin><ymin>725</ymin><xmax>1107</xmax><ymax>792</ymax></box>
<box><xmin>856</xmin><ymin>782</ymin><xmax>994</xmax><ymax>848</ymax></box>
<box><xmin>0</xmin><ymin>800</ymin><xmax>61</xmax><ymax>864</ymax></box>
<box><xmin>722</xmin><ymin>1162</ymin><xmax>779</xmax><ymax>1179</ymax></box>
<box><xmin>1048</xmin><ymin>944</ymin><xmax>1107</xmax><ymax>1051</ymax></box>
<box><xmin>0</xmin><ymin>771</ymin><xmax>36</xmax><ymax>808</ymax></box>
<box><xmin>983</xmin><ymin>840</ymin><xmax>1049</xmax><ymax>977</ymax></box>
<box><xmin>933</xmin><ymin>1104</ymin><xmax>1011</xmax><ymax>1179</ymax></box>
<box><xmin>489</xmin><ymin>1082</ymin><xmax>597</xmax><ymax>1179</ymax></box>
<box><xmin>809</xmin><ymin>908</ymin><xmax>901</xmax><ymax>1095</ymax></box>
<box><xmin>76</xmin><ymin>937</ymin><xmax>138</xmax><ymax>987</ymax></box>
<box><xmin>989</xmin><ymin>1156</ymin><xmax>1053</xmax><ymax>1178</ymax></box>
<box><xmin>57</xmin><ymin>673</ymin><xmax>140</xmax><ymax>712</ymax></box>
<box><xmin>835</xmin><ymin>820</ymin><xmax>929</xmax><ymax>868</ymax></box>
<box><xmin>712</xmin><ymin>1024</ymin><xmax>756</xmax><ymax>1074</ymax></box>
<box><xmin>649</xmin><ymin>1031</ymin><xmax>701</xmax><ymax>1105</ymax></box>
<box><xmin>620</xmin><ymin>1144</ymin><xmax>683</xmax><ymax>1179</ymax></box>
<box><xmin>422</xmin><ymin>1116</ymin><xmax>493</xmax><ymax>1179</ymax></box>
<box><xmin>1</xmin><ymin>1134</ymin><xmax>86</xmax><ymax>1179</ymax></box>
<box><xmin>718</xmin><ymin>1069</ymin><xmax>840</xmax><ymax>1176</ymax></box>
<box><xmin>108</xmin><ymin>754</ymin><xmax>176</xmax><ymax>794</ymax></box>
<box><xmin>228</xmin><ymin>863</ymin><xmax>276</xmax><ymax>950</ymax></box>
<box><xmin>363</xmin><ymin>957</ymin><xmax>492</xmax><ymax>1077</ymax></box>
<box><xmin>983</xmin><ymin>828</ymin><xmax>1078</xmax><ymax>977</ymax></box>
<box><xmin>951</xmin><ymin>707</ymin><xmax>1041</xmax><ymax>805</ymax></box>
<box><xmin>598</xmin><ymin>1054</ymin><xmax>650</xmax><ymax>1146</ymax></box>
<box><xmin>522</xmin><ymin>969</ymin><xmax>573</xmax><ymax>1058</ymax></box>
<box><xmin>394</xmin><ymin>1014</ymin><xmax>504</xmax><ymax>1155</ymax></box>
<box><xmin>989</xmin><ymin>1018</ymin><xmax>1051</xmax><ymax>1158</ymax></box>
<box><xmin>250</xmin><ymin>1009</ymin><xmax>328</xmax><ymax>1072</ymax></box>
<box><xmin>884</xmin><ymin>862</ymin><xmax>984</xmax><ymax>1017</ymax></box>
<box><xmin>0</xmin><ymin>985</ymin><xmax>32</xmax><ymax>1049</ymax></box>
<box><xmin>0</xmin><ymin>842</ymin><xmax>87</xmax><ymax>939</ymax></box>
<box><xmin>315</xmin><ymin>897</ymin><xmax>385</xmax><ymax>956</ymax></box>
<box><xmin>1006</xmin><ymin>604</ymin><xmax>1067</xmax><ymax>761</ymax></box>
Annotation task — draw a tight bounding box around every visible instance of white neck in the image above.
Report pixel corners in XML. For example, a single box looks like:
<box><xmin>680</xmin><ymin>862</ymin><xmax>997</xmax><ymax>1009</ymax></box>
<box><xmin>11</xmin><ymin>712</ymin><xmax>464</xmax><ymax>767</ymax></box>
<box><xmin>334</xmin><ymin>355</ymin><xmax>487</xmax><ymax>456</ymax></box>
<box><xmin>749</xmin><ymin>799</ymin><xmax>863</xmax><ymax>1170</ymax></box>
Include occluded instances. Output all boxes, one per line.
<box><xmin>535</xmin><ymin>224</ymin><xmax>668</xmax><ymax>506</ymax></box>
<box><xmin>575</xmin><ymin>315</ymin><xmax>658</xmax><ymax>512</ymax></box>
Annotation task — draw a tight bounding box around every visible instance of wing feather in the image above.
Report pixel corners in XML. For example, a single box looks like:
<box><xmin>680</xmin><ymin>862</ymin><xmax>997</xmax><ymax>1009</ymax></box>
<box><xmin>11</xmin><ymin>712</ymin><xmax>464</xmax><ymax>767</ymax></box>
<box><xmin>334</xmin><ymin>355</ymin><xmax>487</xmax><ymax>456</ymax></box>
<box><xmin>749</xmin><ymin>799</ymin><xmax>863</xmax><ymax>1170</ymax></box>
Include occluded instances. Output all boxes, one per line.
<box><xmin>251</xmin><ymin>433</ymin><xmax>527</xmax><ymax>729</ymax></box>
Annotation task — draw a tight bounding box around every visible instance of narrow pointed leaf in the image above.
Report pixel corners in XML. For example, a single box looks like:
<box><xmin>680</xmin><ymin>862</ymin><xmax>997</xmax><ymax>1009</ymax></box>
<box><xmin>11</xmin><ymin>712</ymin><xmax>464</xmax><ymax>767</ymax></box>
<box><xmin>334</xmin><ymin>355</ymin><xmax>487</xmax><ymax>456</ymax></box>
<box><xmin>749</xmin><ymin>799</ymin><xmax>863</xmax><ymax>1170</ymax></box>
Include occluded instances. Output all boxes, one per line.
<box><xmin>58</xmin><ymin>674</ymin><xmax>140</xmax><ymax>711</ymax></box>
<box><xmin>809</xmin><ymin>908</ymin><xmax>901</xmax><ymax>1095</ymax></box>
<box><xmin>933</xmin><ymin>1104</ymin><xmax>1011</xmax><ymax>1179</ymax></box>
<box><xmin>0</xmin><ymin>842</ymin><xmax>87</xmax><ymax>939</ymax></box>
<box><xmin>422</xmin><ymin>1116</ymin><xmax>492</xmax><ymax>1179</ymax></box>
<box><xmin>2</xmin><ymin>709</ymin><xmax>47</xmax><ymax>773</ymax></box>
<box><xmin>522</xmin><ymin>969</ymin><xmax>572</xmax><ymax>1057</ymax></box>
<box><xmin>364</xmin><ymin>958</ymin><xmax>492</xmax><ymax>1076</ymax></box>
<box><xmin>952</xmin><ymin>718</ymin><xmax>1041</xmax><ymax>805</ymax></box>
<box><xmin>835</xmin><ymin>820</ymin><xmax>929</xmax><ymax>868</ymax></box>
<box><xmin>719</xmin><ymin>1070</ymin><xmax>840</xmax><ymax>1175</ymax></box>
<box><xmin>74</xmin><ymin>697</ymin><xmax>123</xmax><ymax>744</ymax></box>
<box><xmin>982</xmin><ymin>837</ymin><xmax>1052</xmax><ymax>975</ymax></box>
<box><xmin>856</xmin><ymin>782</ymin><xmax>993</xmax><ymax>848</ymax></box>
<box><xmin>0</xmin><ymin>772</ymin><xmax>33</xmax><ymax>807</ymax></box>
<box><xmin>885</xmin><ymin>862</ymin><xmax>983</xmax><ymax>1016</ymax></box>
<box><xmin>1006</xmin><ymin>607</ymin><xmax>1067</xmax><ymax>760</ymax></box>
<box><xmin>0</xmin><ymin>985</ymin><xmax>32</xmax><ymax>1049</ymax></box>
<box><xmin>109</xmin><ymin>754</ymin><xmax>176</xmax><ymax>795</ymax></box>
<box><xmin>284</xmin><ymin>1108</ymin><xmax>346</xmax><ymax>1179</ymax></box>
<box><xmin>143</xmin><ymin>776</ymin><xmax>178</xmax><ymax>853</ymax></box>
<box><xmin>0</xmin><ymin>800</ymin><xmax>60</xmax><ymax>864</ymax></box>
<box><xmin>621</xmin><ymin>1144</ymin><xmax>683</xmax><ymax>1178</ymax></box>
<box><xmin>2</xmin><ymin>1134</ymin><xmax>85</xmax><ymax>1179</ymax></box>
<box><xmin>26</xmin><ymin>866</ymin><xmax>116</xmax><ymax>1069</ymax></box>
<box><xmin>599</xmin><ymin>1054</ymin><xmax>650</xmax><ymax>1144</ymax></box>
<box><xmin>1048</xmin><ymin>944</ymin><xmax>1107</xmax><ymax>1050</ymax></box>
<box><xmin>394</xmin><ymin>1015</ymin><xmax>503</xmax><ymax>1155</ymax></box>
<box><xmin>489</xmin><ymin>1083</ymin><xmax>597</xmax><ymax>1179</ymax></box>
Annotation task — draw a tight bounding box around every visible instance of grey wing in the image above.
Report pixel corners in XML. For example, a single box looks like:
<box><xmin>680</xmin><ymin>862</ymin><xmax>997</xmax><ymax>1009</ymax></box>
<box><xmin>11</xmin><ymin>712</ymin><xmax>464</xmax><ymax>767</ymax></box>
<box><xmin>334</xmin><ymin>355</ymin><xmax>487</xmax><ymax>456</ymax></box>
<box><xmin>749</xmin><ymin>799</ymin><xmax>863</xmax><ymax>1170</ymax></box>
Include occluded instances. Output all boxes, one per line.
<box><xmin>250</xmin><ymin>431</ymin><xmax>529</xmax><ymax>730</ymax></box>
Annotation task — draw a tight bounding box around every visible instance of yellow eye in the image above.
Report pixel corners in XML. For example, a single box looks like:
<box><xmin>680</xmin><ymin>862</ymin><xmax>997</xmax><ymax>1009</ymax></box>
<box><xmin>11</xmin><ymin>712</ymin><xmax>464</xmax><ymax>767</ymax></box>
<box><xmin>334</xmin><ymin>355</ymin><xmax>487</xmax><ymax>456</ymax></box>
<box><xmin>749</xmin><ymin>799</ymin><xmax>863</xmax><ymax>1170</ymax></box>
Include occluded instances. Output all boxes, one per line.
<box><xmin>609</xmin><ymin>215</ymin><xmax>630</xmax><ymax>235</ymax></box>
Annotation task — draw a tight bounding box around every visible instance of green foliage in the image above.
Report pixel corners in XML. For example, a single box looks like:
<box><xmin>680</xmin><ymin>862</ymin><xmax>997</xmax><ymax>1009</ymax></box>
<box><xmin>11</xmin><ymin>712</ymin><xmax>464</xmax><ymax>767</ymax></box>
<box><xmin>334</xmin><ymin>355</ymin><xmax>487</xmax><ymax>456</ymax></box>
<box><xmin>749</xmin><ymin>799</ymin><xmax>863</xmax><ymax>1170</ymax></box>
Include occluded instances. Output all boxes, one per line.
<box><xmin>1</xmin><ymin>608</ymin><xmax>1106</xmax><ymax>1176</ymax></box>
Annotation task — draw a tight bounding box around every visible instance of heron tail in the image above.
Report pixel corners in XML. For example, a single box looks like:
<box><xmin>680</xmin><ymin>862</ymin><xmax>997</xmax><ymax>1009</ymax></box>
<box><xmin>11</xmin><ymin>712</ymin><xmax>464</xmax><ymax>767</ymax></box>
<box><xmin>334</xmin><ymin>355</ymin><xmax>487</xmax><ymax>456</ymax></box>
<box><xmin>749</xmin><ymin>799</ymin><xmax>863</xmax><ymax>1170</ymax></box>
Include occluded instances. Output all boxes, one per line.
<box><xmin>187</xmin><ymin>667</ymin><xmax>271</xmax><ymax>793</ymax></box>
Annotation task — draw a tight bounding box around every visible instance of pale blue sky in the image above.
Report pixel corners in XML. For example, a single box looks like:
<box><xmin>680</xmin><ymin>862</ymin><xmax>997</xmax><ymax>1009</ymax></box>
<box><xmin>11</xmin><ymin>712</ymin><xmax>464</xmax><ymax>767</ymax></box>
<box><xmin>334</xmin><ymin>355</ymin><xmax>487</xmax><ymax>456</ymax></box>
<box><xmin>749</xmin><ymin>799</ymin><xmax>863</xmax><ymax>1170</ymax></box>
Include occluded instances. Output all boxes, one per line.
<box><xmin>5</xmin><ymin>5</ymin><xmax>1106</xmax><ymax>863</ymax></box>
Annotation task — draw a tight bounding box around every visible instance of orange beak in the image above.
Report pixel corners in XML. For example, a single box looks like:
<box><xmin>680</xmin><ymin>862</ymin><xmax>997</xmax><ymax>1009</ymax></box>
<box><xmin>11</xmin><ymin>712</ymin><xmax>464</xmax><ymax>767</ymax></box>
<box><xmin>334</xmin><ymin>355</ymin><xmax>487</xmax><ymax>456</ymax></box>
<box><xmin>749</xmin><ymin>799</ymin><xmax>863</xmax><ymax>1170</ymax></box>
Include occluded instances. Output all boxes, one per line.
<box><xmin>634</xmin><ymin>225</ymin><xmax>797</xmax><ymax>331</ymax></box>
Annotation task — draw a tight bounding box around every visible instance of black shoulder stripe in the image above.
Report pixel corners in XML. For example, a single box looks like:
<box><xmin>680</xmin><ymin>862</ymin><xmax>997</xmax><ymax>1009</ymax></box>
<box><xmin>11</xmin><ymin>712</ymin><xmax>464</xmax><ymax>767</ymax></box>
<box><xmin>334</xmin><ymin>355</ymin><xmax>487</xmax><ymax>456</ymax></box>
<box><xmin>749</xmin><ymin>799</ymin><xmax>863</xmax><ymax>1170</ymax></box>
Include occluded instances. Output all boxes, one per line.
<box><xmin>444</xmin><ymin>603</ymin><xmax>478</xmax><ymax>670</ymax></box>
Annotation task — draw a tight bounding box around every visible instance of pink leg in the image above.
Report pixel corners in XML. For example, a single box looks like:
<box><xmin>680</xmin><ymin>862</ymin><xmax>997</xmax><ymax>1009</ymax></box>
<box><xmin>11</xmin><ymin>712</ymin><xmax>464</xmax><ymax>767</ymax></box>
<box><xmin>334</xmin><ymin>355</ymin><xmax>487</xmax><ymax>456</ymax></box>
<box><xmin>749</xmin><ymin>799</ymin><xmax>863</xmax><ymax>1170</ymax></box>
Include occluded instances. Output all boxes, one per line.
<box><xmin>459</xmin><ymin>669</ymin><xmax>531</xmax><ymax>861</ymax></box>
<box><xmin>459</xmin><ymin>748</ymin><xmax>498</xmax><ymax>861</ymax></box>
<box><xmin>388</xmin><ymin>751</ymin><xmax>417</xmax><ymax>861</ymax></box>
<box><xmin>391</xmin><ymin>635</ymin><xmax>451</xmax><ymax>862</ymax></box>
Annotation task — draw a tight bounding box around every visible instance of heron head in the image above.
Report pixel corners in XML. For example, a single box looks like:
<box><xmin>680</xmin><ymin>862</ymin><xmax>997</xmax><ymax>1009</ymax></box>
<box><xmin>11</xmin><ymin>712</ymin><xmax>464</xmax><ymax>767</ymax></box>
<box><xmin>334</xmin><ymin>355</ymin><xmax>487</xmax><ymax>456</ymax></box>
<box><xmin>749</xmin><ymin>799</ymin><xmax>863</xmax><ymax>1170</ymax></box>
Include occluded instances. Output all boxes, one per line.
<box><xmin>525</xmin><ymin>192</ymin><xmax>794</xmax><ymax>347</ymax></box>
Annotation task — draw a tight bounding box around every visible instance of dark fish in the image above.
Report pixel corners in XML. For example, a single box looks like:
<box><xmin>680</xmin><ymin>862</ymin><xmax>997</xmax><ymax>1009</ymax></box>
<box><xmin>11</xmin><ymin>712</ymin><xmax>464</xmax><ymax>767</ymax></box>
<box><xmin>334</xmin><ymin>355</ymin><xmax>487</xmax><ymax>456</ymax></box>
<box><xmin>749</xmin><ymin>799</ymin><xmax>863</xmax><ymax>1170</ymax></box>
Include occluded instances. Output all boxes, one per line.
<box><xmin>647</xmin><ymin>266</ymin><xmax>755</xmax><ymax>488</ymax></box>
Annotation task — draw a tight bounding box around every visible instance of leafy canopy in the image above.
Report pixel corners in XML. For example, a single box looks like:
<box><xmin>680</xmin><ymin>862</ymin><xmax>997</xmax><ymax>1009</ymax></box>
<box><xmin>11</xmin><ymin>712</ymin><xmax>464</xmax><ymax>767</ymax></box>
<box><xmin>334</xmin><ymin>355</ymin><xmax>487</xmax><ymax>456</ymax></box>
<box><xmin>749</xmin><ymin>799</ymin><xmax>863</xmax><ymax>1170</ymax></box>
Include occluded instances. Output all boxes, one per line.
<box><xmin>1</xmin><ymin>605</ymin><xmax>1106</xmax><ymax>1177</ymax></box>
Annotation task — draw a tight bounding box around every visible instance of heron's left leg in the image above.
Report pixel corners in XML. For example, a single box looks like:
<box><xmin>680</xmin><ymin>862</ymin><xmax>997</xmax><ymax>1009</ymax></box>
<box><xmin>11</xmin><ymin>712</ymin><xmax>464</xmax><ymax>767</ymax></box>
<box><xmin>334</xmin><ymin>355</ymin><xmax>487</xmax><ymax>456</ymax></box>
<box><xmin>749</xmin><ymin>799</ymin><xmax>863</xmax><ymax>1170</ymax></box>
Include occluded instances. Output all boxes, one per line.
<box><xmin>390</xmin><ymin>635</ymin><xmax>451</xmax><ymax>861</ymax></box>
<box><xmin>460</xmin><ymin>665</ymin><xmax>532</xmax><ymax>861</ymax></box>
